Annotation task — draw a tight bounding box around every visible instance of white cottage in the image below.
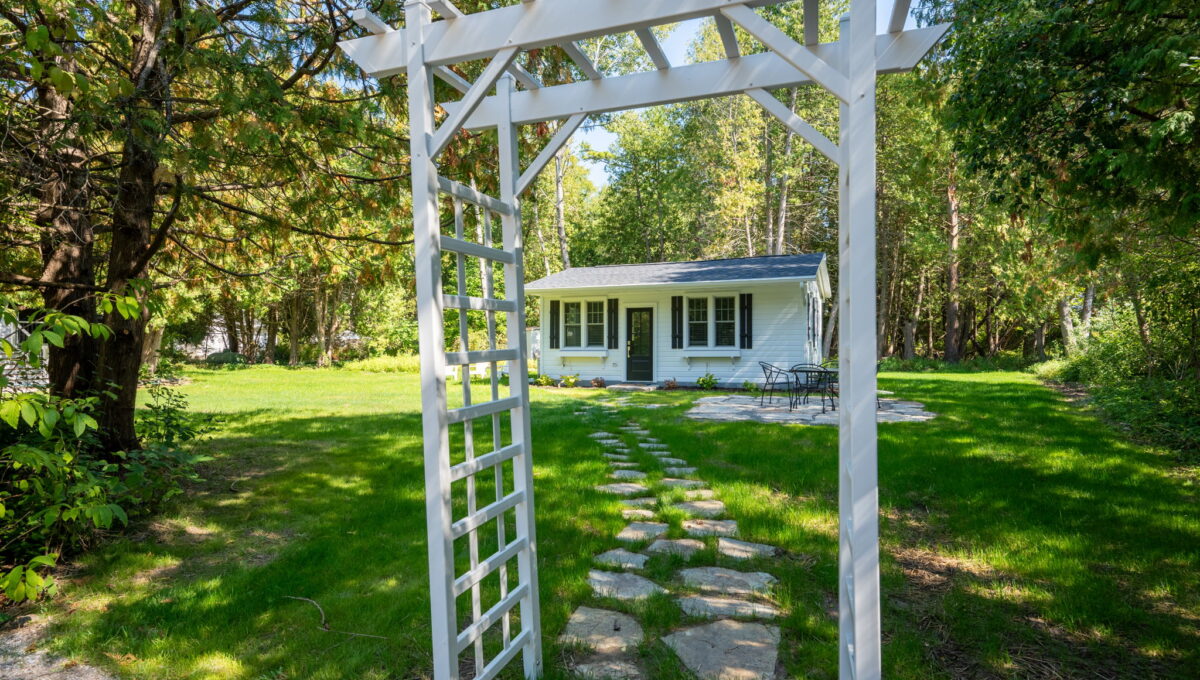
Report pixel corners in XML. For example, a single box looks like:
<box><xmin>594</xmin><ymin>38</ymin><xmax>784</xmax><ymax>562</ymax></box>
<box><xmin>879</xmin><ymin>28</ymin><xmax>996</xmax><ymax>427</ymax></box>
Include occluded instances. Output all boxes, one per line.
<box><xmin>527</xmin><ymin>254</ymin><xmax>830</xmax><ymax>387</ymax></box>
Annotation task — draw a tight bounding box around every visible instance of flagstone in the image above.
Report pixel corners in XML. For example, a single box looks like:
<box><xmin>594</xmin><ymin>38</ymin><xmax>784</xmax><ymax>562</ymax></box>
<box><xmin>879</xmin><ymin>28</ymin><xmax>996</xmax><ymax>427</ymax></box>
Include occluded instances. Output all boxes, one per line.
<box><xmin>620</xmin><ymin>497</ymin><xmax>657</xmax><ymax>507</ymax></box>
<box><xmin>595</xmin><ymin>483</ymin><xmax>649</xmax><ymax>496</ymax></box>
<box><xmin>661</xmin><ymin>478</ymin><xmax>704</xmax><ymax>489</ymax></box>
<box><xmin>595</xmin><ymin>548</ymin><xmax>649</xmax><ymax>570</ymax></box>
<box><xmin>589</xmin><ymin>570</ymin><xmax>667</xmax><ymax>600</ymax></box>
<box><xmin>717</xmin><ymin>538</ymin><xmax>780</xmax><ymax>560</ymax></box>
<box><xmin>664</xmin><ymin>467</ymin><xmax>698</xmax><ymax>475</ymax></box>
<box><xmin>673</xmin><ymin>500</ymin><xmax>726</xmax><ymax>518</ymax></box>
<box><xmin>572</xmin><ymin>657</ymin><xmax>641</xmax><ymax>679</ymax></box>
<box><xmin>621</xmin><ymin>508</ymin><xmax>656</xmax><ymax>520</ymax></box>
<box><xmin>610</xmin><ymin>469</ymin><xmax>647</xmax><ymax>480</ymax></box>
<box><xmin>616</xmin><ymin>522</ymin><xmax>667</xmax><ymax>543</ymax></box>
<box><xmin>560</xmin><ymin>607</ymin><xmax>643</xmax><ymax>653</ymax></box>
<box><xmin>662</xmin><ymin>620</ymin><xmax>780</xmax><ymax>680</ymax></box>
<box><xmin>610</xmin><ymin>461</ymin><xmax>640</xmax><ymax>468</ymax></box>
<box><xmin>646</xmin><ymin>538</ymin><xmax>705</xmax><ymax>558</ymax></box>
<box><xmin>679</xmin><ymin>567</ymin><xmax>777</xmax><ymax>597</ymax></box>
<box><xmin>603</xmin><ymin>453</ymin><xmax>632</xmax><ymax>461</ymax></box>
<box><xmin>658</xmin><ymin>457</ymin><xmax>687</xmax><ymax>465</ymax></box>
<box><xmin>677</xmin><ymin>595</ymin><xmax>782</xmax><ymax>620</ymax></box>
<box><xmin>683</xmin><ymin>519</ymin><xmax>738</xmax><ymax>537</ymax></box>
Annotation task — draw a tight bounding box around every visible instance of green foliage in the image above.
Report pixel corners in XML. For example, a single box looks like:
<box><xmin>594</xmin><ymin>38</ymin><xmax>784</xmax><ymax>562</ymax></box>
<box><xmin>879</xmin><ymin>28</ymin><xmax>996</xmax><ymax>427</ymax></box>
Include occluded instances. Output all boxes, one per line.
<box><xmin>534</xmin><ymin>374</ymin><xmax>556</xmax><ymax>387</ymax></box>
<box><xmin>696</xmin><ymin>373</ymin><xmax>718</xmax><ymax>390</ymax></box>
<box><xmin>559</xmin><ymin>373</ymin><xmax>580</xmax><ymax>388</ymax></box>
<box><xmin>204</xmin><ymin>351</ymin><xmax>248</xmax><ymax>366</ymax></box>
<box><xmin>742</xmin><ymin>380</ymin><xmax>760</xmax><ymax>393</ymax></box>
<box><xmin>338</xmin><ymin>355</ymin><xmax>422</xmax><ymax>374</ymax></box>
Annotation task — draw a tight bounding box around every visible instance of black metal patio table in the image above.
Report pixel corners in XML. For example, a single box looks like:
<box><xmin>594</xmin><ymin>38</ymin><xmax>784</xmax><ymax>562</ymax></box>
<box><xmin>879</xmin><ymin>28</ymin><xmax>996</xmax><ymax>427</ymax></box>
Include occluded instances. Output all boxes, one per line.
<box><xmin>788</xmin><ymin>365</ymin><xmax>838</xmax><ymax>413</ymax></box>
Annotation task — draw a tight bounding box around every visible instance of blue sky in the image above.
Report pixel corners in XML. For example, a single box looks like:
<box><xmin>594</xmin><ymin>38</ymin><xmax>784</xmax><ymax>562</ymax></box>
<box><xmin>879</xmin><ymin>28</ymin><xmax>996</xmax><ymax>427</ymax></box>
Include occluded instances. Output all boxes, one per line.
<box><xmin>576</xmin><ymin>5</ymin><xmax>918</xmax><ymax>187</ymax></box>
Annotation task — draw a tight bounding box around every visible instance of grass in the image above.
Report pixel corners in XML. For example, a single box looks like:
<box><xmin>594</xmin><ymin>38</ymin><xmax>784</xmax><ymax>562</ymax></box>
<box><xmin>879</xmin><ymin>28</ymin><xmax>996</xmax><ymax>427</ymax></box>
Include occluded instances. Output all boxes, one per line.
<box><xmin>28</xmin><ymin>366</ymin><xmax>1200</xmax><ymax>679</ymax></box>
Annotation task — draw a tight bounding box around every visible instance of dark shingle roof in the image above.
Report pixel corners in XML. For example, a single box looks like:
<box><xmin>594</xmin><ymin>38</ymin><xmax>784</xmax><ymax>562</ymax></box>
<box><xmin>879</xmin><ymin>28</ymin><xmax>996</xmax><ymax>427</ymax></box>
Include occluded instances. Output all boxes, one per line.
<box><xmin>526</xmin><ymin>254</ymin><xmax>825</xmax><ymax>291</ymax></box>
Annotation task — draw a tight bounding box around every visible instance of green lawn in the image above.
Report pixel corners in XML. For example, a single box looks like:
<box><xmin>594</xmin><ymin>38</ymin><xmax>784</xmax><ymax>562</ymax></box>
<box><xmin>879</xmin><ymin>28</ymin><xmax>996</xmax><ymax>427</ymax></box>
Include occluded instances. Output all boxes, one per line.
<box><xmin>34</xmin><ymin>366</ymin><xmax>1199</xmax><ymax>679</ymax></box>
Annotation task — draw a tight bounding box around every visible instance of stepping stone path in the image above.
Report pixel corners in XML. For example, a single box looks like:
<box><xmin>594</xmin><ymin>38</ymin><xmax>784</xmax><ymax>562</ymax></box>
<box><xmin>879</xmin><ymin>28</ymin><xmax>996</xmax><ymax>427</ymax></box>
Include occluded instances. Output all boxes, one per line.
<box><xmin>571</xmin><ymin>418</ymin><xmax>786</xmax><ymax>678</ymax></box>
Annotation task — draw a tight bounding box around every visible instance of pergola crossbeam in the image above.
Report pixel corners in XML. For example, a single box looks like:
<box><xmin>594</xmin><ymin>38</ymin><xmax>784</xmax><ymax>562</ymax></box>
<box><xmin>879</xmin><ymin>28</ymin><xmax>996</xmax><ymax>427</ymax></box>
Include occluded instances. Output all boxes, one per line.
<box><xmin>721</xmin><ymin>4</ymin><xmax>850</xmax><ymax>102</ymax></box>
<box><xmin>804</xmin><ymin>0</ymin><xmax>820</xmax><ymax>45</ymax></box>
<box><xmin>338</xmin><ymin>0</ymin><xmax>793</xmax><ymax>78</ymax></box>
<box><xmin>516</xmin><ymin>113</ymin><xmax>587</xmax><ymax>196</ymax></box>
<box><xmin>715</xmin><ymin>15</ymin><xmax>741</xmax><ymax>58</ymax></box>
<box><xmin>441</xmin><ymin>24</ymin><xmax>949</xmax><ymax>130</ymax></box>
<box><xmin>746</xmin><ymin>88</ymin><xmax>838</xmax><ymax>162</ymax></box>
<box><xmin>889</xmin><ymin>0</ymin><xmax>912</xmax><ymax>33</ymax></box>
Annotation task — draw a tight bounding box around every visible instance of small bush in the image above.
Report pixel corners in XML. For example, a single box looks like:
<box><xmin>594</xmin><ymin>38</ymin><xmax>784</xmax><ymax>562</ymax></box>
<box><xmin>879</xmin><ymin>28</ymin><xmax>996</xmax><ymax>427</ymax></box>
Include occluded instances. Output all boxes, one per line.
<box><xmin>662</xmin><ymin>378</ymin><xmax>679</xmax><ymax>390</ymax></box>
<box><xmin>560</xmin><ymin>373</ymin><xmax>580</xmax><ymax>388</ymax></box>
<box><xmin>205</xmin><ymin>351</ymin><xmax>247</xmax><ymax>366</ymax></box>
<box><xmin>591</xmin><ymin>377</ymin><xmax>607</xmax><ymax>388</ymax></box>
<box><xmin>742</xmin><ymin>380</ymin><xmax>760</xmax><ymax>393</ymax></box>
<box><xmin>696</xmin><ymin>373</ymin><xmax>718</xmax><ymax>390</ymax></box>
<box><xmin>534</xmin><ymin>374</ymin><xmax>556</xmax><ymax>387</ymax></box>
<box><xmin>339</xmin><ymin>355</ymin><xmax>422</xmax><ymax>374</ymax></box>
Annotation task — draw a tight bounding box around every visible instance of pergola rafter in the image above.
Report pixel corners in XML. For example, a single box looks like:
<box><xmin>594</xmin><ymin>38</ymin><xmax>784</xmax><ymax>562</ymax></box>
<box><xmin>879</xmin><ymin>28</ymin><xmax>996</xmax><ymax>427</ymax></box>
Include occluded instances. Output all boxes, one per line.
<box><xmin>338</xmin><ymin>2</ymin><xmax>946</xmax><ymax>679</ymax></box>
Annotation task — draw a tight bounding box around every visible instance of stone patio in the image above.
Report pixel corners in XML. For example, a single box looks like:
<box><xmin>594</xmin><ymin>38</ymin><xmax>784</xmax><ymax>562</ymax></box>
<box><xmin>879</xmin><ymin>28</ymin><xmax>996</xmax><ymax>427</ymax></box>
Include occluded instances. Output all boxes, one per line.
<box><xmin>686</xmin><ymin>394</ymin><xmax>936</xmax><ymax>425</ymax></box>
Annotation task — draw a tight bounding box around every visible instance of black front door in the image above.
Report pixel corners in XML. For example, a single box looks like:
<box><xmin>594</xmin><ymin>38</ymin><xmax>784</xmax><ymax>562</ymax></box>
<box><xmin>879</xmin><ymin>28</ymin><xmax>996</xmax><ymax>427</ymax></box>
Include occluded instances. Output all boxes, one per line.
<box><xmin>626</xmin><ymin>308</ymin><xmax>653</xmax><ymax>381</ymax></box>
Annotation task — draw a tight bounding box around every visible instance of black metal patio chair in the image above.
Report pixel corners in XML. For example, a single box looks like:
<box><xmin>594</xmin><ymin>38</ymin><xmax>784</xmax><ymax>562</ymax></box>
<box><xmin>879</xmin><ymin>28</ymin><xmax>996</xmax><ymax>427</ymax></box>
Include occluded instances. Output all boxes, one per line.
<box><xmin>790</xmin><ymin>363</ymin><xmax>837</xmax><ymax>413</ymax></box>
<box><xmin>758</xmin><ymin>361</ymin><xmax>792</xmax><ymax>407</ymax></box>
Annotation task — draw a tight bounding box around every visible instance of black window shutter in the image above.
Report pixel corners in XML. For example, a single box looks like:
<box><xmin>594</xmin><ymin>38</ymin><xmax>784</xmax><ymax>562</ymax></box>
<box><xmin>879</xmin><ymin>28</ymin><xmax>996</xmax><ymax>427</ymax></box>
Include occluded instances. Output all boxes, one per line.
<box><xmin>671</xmin><ymin>296</ymin><xmax>683</xmax><ymax>349</ymax></box>
<box><xmin>607</xmin><ymin>299</ymin><xmax>619</xmax><ymax>349</ymax></box>
<box><xmin>739</xmin><ymin>294</ymin><xmax>753</xmax><ymax>349</ymax></box>
<box><xmin>549</xmin><ymin>300</ymin><xmax>560</xmax><ymax>349</ymax></box>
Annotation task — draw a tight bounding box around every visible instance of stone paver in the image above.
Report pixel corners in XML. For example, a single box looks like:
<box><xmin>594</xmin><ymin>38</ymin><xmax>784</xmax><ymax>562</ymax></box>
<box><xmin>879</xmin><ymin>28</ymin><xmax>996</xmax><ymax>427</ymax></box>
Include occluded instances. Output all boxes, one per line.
<box><xmin>610</xmin><ymin>469</ymin><xmax>647</xmax><ymax>480</ymax></box>
<box><xmin>686</xmin><ymin>394</ymin><xmax>936</xmax><ymax>425</ymax></box>
<box><xmin>664</xmin><ymin>466</ymin><xmax>698</xmax><ymax>476</ymax></box>
<box><xmin>641</xmin><ymin>437</ymin><xmax>660</xmax><ymax>443</ymax></box>
<box><xmin>685</xmin><ymin>489</ymin><xmax>717</xmax><ymax>500</ymax></box>
<box><xmin>589</xmin><ymin>570</ymin><xmax>667</xmax><ymax>600</ymax></box>
<box><xmin>621</xmin><ymin>508</ymin><xmax>656</xmax><ymax>520</ymax></box>
<box><xmin>648</xmin><ymin>451</ymin><xmax>672</xmax><ymax>458</ymax></box>
<box><xmin>674</xmin><ymin>500</ymin><xmax>726</xmax><ymax>518</ymax></box>
<box><xmin>603</xmin><ymin>453</ymin><xmax>632</xmax><ymax>461</ymax></box>
<box><xmin>572</xmin><ymin>657</ymin><xmax>641</xmax><ymax>679</ymax></box>
<box><xmin>595</xmin><ymin>548</ymin><xmax>649</xmax><ymax>570</ymax></box>
<box><xmin>589</xmin><ymin>432</ymin><xmax>618</xmax><ymax>439</ymax></box>
<box><xmin>640</xmin><ymin>443</ymin><xmax>669</xmax><ymax>450</ymax></box>
<box><xmin>661</xmin><ymin>478</ymin><xmax>704</xmax><ymax>489</ymax></box>
<box><xmin>679</xmin><ymin>567</ymin><xmax>777</xmax><ymax>597</ymax></box>
<box><xmin>683</xmin><ymin>519</ymin><xmax>738</xmax><ymax>537</ymax></box>
<box><xmin>560</xmin><ymin>606</ymin><xmax>643</xmax><ymax>653</ymax></box>
<box><xmin>717</xmin><ymin>538</ymin><xmax>780</xmax><ymax>560</ymax></box>
<box><xmin>662</xmin><ymin>620</ymin><xmax>780</xmax><ymax>680</ymax></box>
<box><xmin>610</xmin><ymin>461</ymin><xmax>640</xmax><ymax>469</ymax></box>
<box><xmin>646</xmin><ymin>538</ymin><xmax>706</xmax><ymax>558</ymax></box>
<box><xmin>678</xmin><ymin>595</ymin><xmax>782</xmax><ymax>620</ymax></box>
<box><xmin>616</xmin><ymin>522</ymin><xmax>667</xmax><ymax>543</ymax></box>
<box><xmin>595</xmin><ymin>483</ymin><xmax>649</xmax><ymax>496</ymax></box>
<box><xmin>657</xmin><ymin>457</ymin><xmax>688</xmax><ymax>465</ymax></box>
<box><xmin>620</xmin><ymin>497</ymin><xmax>657</xmax><ymax>507</ymax></box>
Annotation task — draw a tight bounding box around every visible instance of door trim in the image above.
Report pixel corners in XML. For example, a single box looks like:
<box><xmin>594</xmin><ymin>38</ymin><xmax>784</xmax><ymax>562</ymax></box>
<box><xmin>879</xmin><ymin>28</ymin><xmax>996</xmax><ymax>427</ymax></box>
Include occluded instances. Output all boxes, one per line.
<box><xmin>625</xmin><ymin>307</ymin><xmax>654</xmax><ymax>382</ymax></box>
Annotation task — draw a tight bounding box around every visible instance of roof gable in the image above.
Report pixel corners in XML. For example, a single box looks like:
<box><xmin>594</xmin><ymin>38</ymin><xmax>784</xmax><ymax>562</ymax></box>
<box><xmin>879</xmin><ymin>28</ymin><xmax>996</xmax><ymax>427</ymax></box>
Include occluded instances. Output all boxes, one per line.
<box><xmin>526</xmin><ymin>254</ymin><xmax>825</xmax><ymax>291</ymax></box>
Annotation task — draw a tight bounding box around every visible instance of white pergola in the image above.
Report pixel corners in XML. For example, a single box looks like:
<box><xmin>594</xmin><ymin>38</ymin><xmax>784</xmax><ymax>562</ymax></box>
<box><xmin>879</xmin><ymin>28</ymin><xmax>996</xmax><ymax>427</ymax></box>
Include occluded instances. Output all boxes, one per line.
<box><xmin>338</xmin><ymin>2</ymin><xmax>946</xmax><ymax>679</ymax></box>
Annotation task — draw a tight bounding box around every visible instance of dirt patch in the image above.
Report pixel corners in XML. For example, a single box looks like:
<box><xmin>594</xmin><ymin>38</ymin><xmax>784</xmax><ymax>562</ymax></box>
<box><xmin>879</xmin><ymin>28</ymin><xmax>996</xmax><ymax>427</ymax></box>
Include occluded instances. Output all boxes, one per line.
<box><xmin>0</xmin><ymin>614</ymin><xmax>115</xmax><ymax>679</ymax></box>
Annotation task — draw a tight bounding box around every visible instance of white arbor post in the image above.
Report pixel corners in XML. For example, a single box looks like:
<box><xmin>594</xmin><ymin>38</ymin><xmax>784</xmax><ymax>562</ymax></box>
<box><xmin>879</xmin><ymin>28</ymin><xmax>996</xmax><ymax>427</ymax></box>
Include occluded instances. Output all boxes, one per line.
<box><xmin>838</xmin><ymin>5</ymin><xmax>881</xmax><ymax>679</ymax></box>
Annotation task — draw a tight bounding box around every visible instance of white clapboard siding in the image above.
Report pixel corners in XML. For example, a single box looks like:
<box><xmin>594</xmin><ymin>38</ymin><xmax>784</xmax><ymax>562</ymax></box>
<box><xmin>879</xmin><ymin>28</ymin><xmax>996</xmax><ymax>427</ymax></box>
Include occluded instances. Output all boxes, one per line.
<box><xmin>536</xmin><ymin>279</ymin><xmax>825</xmax><ymax>386</ymax></box>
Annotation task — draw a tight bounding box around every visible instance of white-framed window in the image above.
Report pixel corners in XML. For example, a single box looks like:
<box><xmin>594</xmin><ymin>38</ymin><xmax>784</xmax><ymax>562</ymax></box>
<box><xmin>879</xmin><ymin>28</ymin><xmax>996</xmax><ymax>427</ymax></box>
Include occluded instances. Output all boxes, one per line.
<box><xmin>560</xmin><ymin>298</ymin><xmax>608</xmax><ymax>349</ymax></box>
<box><xmin>586</xmin><ymin>301</ymin><xmax>605</xmax><ymax>347</ymax></box>
<box><xmin>687</xmin><ymin>297</ymin><xmax>708</xmax><ymax>346</ymax></box>
<box><xmin>714</xmin><ymin>296</ymin><xmax>736</xmax><ymax>347</ymax></box>
<box><xmin>686</xmin><ymin>295</ymin><xmax>739</xmax><ymax>348</ymax></box>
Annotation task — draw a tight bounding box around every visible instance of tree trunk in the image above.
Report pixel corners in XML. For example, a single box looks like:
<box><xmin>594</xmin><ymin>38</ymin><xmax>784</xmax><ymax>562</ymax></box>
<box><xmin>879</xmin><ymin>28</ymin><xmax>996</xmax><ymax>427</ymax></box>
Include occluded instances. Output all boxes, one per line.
<box><xmin>902</xmin><ymin>272</ymin><xmax>925</xmax><ymax>360</ymax></box>
<box><xmin>1080</xmin><ymin>283</ymin><xmax>1096</xmax><ymax>339</ymax></box>
<box><xmin>554</xmin><ymin>151</ymin><xmax>571</xmax><ymax>269</ymax></box>
<box><xmin>944</xmin><ymin>166</ymin><xmax>963</xmax><ymax>363</ymax></box>
<box><xmin>773</xmin><ymin>89</ymin><xmax>798</xmax><ymax>256</ymax></box>
<box><xmin>141</xmin><ymin>325</ymin><xmax>164</xmax><ymax>376</ymax></box>
<box><xmin>1057</xmin><ymin>297</ymin><xmax>1076</xmax><ymax>357</ymax></box>
<box><xmin>264</xmin><ymin>306</ymin><xmax>278</xmax><ymax>364</ymax></box>
<box><xmin>1033</xmin><ymin>321</ymin><xmax>1047</xmax><ymax>361</ymax></box>
<box><xmin>823</xmin><ymin>303</ymin><xmax>838</xmax><ymax>360</ymax></box>
<box><xmin>877</xmin><ymin>241</ymin><xmax>891</xmax><ymax>360</ymax></box>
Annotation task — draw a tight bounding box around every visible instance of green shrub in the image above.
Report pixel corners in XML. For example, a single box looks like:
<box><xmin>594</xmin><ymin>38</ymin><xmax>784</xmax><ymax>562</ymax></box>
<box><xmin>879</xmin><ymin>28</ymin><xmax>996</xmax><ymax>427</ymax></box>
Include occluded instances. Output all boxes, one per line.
<box><xmin>534</xmin><ymin>374</ymin><xmax>556</xmax><ymax>387</ymax></box>
<box><xmin>205</xmin><ymin>351</ymin><xmax>247</xmax><ymax>366</ymax></box>
<box><xmin>338</xmin><ymin>355</ymin><xmax>422</xmax><ymax>374</ymax></box>
<box><xmin>696</xmin><ymin>373</ymin><xmax>718</xmax><ymax>389</ymax></box>
<box><xmin>560</xmin><ymin>373</ymin><xmax>580</xmax><ymax>388</ymax></box>
<box><xmin>742</xmin><ymin>380</ymin><xmax>760</xmax><ymax>393</ymax></box>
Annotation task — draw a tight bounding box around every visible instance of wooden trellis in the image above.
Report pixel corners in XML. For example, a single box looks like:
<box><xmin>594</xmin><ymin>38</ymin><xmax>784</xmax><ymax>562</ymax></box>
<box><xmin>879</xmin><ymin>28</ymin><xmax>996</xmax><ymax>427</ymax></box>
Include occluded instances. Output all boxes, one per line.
<box><xmin>338</xmin><ymin>2</ymin><xmax>947</xmax><ymax>678</ymax></box>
